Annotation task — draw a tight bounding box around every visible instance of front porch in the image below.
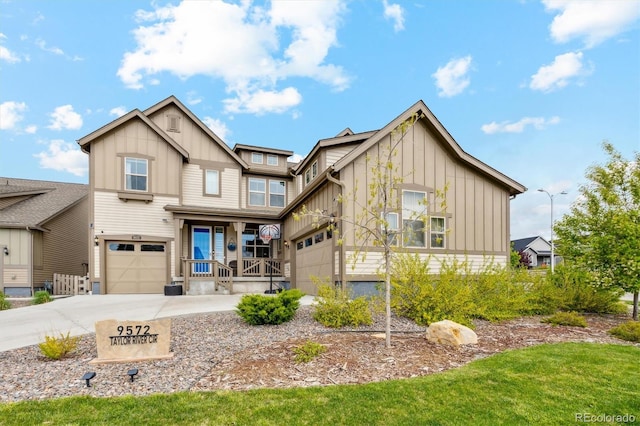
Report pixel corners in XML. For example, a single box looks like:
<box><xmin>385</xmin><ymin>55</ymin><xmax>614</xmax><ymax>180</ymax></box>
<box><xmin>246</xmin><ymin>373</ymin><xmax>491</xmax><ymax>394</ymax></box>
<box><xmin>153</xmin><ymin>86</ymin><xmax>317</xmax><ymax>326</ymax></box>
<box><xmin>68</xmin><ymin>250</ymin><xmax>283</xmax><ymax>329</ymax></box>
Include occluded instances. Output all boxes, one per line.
<box><xmin>182</xmin><ymin>258</ymin><xmax>286</xmax><ymax>295</ymax></box>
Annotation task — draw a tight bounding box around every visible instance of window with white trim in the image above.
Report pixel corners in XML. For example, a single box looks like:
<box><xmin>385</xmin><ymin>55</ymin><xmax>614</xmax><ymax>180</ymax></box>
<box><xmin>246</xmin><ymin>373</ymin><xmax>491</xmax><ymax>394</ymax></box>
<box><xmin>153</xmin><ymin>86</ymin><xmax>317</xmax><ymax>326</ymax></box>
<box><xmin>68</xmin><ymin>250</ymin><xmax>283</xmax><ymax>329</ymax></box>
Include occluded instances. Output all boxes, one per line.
<box><xmin>252</xmin><ymin>152</ymin><xmax>263</xmax><ymax>164</ymax></box>
<box><xmin>430</xmin><ymin>217</ymin><xmax>446</xmax><ymax>248</ymax></box>
<box><xmin>125</xmin><ymin>158</ymin><xmax>148</xmax><ymax>192</ymax></box>
<box><xmin>311</xmin><ymin>161</ymin><xmax>318</xmax><ymax>178</ymax></box>
<box><xmin>402</xmin><ymin>191</ymin><xmax>426</xmax><ymax>247</ymax></box>
<box><xmin>384</xmin><ymin>212</ymin><xmax>399</xmax><ymax>246</ymax></box>
<box><xmin>269</xmin><ymin>180</ymin><xmax>286</xmax><ymax>207</ymax></box>
<box><xmin>249</xmin><ymin>178</ymin><xmax>266</xmax><ymax>206</ymax></box>
<box><xmin>267</xmin><ymin>154</ymin><xmax>278</xmax><ymax>166</ymax></box>
<box><xmin>205</xmin><ymin>169</ymin><xmax>219</xmax><ymax>195</ymax></box>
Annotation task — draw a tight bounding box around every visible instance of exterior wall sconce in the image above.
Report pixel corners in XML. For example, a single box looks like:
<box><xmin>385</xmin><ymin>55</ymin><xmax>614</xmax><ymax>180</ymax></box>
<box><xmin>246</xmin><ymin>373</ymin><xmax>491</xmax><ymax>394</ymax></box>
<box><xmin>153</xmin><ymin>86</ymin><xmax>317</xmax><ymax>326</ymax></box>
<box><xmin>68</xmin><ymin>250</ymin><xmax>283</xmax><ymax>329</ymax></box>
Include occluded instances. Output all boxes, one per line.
<box><xmin>94</xmin><ymin>235</ymin><xmax>99</xmax><ymax>246</ymax></box>
<box><xmin>284</xmin><ymin>241</ymin><xmax>290</xmax><ymax>248</ymax></box>
<box><xmin>3</xmin><ymin>247</ymin><xmax>8</xmax><ymax>255</ymax></box>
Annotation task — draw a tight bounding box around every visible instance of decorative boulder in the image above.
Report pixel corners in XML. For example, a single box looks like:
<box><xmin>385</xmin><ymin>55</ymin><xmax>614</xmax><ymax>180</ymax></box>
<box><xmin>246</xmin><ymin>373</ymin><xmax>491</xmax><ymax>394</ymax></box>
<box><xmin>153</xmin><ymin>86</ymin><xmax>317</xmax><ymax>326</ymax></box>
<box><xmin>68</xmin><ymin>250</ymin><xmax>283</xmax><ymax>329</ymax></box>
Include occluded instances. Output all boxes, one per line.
<box><xmin>425</xmin><ymin>320</ymin><xmax>478</xmax><ymax>346</ymax></box>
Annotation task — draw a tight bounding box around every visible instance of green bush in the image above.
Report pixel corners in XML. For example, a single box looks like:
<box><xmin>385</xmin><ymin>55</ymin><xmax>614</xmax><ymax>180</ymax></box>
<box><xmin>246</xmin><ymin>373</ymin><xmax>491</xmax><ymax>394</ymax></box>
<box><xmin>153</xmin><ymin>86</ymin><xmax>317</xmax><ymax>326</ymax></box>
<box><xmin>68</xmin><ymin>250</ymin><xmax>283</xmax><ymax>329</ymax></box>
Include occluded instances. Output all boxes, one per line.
<box><xmin>608</xmin><ymin>321</ymin><xmax>640</xmax><ymax>342</ymax></box>
<box><xmin>32</xmin><ymin>290</ymin><xmax>52</xmax><ymax>305</ymax></box>
<box><xmin>541</xmin><ymin>311</ymin><xmax>588</xmax><ymax>327</ymax></box>
<box><xmin>546</xmin><ymin>264</ymin><xmax>627</xmax><ymax>314</ymax></box>
<box><xmin>293</xmin><ymin>340</ymin><xmax>326</xmax><ymax>363</ymax></box>
<box><xmin>0</xmin><ymin>291</ymin><xmax>11</xmax><ymax>310</ymax></box>
<box><xmin>235</xmin><ymin>289</ymin><xmax>304</xmax><ymax>325</ymax></box>
<box><xmin>38</xmin><ymin>331</ymin><xmax>80</xmax><ymax>360</ymax></box>
<box><xmin>312</xmin><ymin>283</ymin><xmax>372</xmax><ymax>328</ymax></box>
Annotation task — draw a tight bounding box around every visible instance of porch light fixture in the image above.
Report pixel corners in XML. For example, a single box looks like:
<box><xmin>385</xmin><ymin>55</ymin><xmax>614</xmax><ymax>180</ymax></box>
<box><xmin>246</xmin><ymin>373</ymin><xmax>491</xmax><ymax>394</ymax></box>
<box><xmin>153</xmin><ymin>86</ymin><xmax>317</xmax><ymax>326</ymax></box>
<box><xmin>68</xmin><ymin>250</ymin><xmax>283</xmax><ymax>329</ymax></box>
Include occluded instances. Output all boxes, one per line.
<box><xmin>127</xmin><ymin>368</ymin><xmax>139</xmax><ymax>382</ymax></box>
<box><xmin>82</xmin><ymin>371</ymin><xmax>96</xmax><ymax>387</ymax></box>
<box><xmin>94</xmin><ymin>235</ymin><xmax>99</xmax><ymax>246</ymax></box>
<box><xmin>3</xmin><ymin>247</ymin><xmax>8</xmax><ymax>256</ymax></box>
<box><xmin>283</xmin><ymin>240</ymin><xmax>290</xmax><ymax>248</ymax></box>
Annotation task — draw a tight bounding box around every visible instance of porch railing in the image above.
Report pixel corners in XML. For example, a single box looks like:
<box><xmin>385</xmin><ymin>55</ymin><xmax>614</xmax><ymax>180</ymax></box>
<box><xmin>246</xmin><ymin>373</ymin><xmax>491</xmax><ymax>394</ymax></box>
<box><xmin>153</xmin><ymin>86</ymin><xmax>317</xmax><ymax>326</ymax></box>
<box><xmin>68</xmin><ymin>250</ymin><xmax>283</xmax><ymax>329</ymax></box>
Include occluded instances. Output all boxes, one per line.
<box><xmin>183</xmin><ymin>259</ymin><xmax>233</xmax><ymax>293</ymax></box>
<box><xmin>241</xmin><ymin>259</ymin><xmax>282</xmax><ymax>277</ymax></box>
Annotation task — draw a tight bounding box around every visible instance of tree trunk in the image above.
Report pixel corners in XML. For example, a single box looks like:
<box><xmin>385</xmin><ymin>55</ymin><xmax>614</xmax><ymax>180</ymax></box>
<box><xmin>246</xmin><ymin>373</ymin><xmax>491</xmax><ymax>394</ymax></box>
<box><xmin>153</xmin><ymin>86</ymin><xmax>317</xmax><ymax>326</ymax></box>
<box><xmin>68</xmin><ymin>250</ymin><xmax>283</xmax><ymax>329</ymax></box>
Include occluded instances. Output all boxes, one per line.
<box><xmin>633</xmin><ymin>291</ymin><xmax>638</xmax><ymax>321</ymax></box>
<box><xmin>385</xmin><ymin>246</ymin><xmax>391</xmax><ymax>348</ymax></box>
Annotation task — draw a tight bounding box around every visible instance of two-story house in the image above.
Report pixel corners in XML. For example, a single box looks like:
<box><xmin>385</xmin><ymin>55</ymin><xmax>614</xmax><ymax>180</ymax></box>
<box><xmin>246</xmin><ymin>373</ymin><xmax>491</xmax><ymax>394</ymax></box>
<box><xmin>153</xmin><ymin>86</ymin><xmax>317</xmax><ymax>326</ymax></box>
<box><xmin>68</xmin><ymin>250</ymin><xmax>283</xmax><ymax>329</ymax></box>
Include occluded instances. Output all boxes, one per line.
<box><xmin>78</xmin><ymin>96</ymin><xmax>526</xmax><ymax>296</ymax></box>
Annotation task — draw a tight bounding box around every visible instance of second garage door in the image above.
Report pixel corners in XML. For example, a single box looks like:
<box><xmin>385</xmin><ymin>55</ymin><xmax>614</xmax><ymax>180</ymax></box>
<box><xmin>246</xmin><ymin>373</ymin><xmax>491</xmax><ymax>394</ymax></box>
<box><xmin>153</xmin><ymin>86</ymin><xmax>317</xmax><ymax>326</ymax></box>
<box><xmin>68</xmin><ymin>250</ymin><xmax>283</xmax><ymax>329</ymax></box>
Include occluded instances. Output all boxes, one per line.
<box><xmin>294</xmin><ymin>231</ymin><xmax>333</xmax><ymax>295</ymax></box>
<box><xmin>106</xmin><ymin>242</ymin><xmax>167</xmax><ymax>294</ymax></box>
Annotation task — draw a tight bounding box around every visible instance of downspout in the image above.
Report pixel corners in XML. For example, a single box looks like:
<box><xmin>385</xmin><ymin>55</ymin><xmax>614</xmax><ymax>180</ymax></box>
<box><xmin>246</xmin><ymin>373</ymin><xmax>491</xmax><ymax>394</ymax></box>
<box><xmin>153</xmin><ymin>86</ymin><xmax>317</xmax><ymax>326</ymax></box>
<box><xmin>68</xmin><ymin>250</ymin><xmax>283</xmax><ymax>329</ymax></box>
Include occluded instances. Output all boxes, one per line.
<box><xmin>325</xmin><ymin>171</ymin><xmax>347</xmax><ymax>290</ymax></box>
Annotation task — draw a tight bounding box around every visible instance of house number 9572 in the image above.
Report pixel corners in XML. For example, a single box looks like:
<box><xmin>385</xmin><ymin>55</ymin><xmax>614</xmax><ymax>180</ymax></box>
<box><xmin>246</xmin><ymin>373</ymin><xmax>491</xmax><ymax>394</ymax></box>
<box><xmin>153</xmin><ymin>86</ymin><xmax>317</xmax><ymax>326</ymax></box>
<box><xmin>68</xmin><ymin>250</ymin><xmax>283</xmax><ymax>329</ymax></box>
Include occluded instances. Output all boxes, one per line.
<box><xmin>116</xmin><ymin>325</ymin><xmax>151</xmax><ymax>335</ymax></box>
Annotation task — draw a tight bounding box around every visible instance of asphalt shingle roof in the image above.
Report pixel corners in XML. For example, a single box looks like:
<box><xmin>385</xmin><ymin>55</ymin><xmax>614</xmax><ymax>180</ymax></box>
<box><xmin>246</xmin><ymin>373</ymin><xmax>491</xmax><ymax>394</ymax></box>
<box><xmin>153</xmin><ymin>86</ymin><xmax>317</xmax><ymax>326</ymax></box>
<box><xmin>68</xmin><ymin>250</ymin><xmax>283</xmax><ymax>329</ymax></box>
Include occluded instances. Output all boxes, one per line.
<box><xmin>0</xmin><ymin>177</ymin><xmax>88</xmax><ymax>229</ymax></box>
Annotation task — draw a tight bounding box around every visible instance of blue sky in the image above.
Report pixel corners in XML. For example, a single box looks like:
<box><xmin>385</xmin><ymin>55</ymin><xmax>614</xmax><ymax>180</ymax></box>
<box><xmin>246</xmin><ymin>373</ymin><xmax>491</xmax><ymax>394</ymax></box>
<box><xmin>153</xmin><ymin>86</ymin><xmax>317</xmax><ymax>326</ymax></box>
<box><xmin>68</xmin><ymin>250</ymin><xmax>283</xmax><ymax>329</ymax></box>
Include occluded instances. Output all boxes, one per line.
<box><xmin>1</xmin><ymin>0</ymin><xmax>638</xmax><ymax>240</ymax></box>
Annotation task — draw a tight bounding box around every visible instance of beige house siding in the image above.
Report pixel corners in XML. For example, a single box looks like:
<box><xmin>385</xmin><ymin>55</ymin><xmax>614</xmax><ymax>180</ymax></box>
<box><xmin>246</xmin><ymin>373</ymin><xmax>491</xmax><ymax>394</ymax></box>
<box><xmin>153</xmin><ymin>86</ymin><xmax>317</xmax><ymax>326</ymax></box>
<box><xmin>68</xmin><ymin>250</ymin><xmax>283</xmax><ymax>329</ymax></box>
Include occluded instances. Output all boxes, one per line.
<box><xmin>182</xmin><ymin>163</ymin><xmax>240</xmax><ymax>209</ymax></box>
<box><xmin>325</xmin><ymin>145</ymin><xmax>355</xmax><ymax>167</ymax></box>
<box><xmin>89</xmin><ymin>119</ymin><xmax>182</xmax><ymax>196</ymax></box>
<box><xmin>0</xmin><ymin>229</ymin><xmax>31</xmax><ymax>292</ymax></box>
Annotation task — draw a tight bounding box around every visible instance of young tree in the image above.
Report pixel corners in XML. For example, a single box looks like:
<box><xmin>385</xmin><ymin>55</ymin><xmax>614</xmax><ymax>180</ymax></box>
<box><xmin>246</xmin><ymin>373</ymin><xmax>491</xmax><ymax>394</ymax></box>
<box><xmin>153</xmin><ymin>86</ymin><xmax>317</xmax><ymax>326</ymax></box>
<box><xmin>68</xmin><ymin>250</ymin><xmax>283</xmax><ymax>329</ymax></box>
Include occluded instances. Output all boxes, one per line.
<box><xmin>295</xmin><ymin>113</ymin><xmax>447</xmax><ymax>347</ymax></box>
<box><xmin>554</xmin><ymin>142</ymin><xmax>639</xmax><ymax>320</ymax></box>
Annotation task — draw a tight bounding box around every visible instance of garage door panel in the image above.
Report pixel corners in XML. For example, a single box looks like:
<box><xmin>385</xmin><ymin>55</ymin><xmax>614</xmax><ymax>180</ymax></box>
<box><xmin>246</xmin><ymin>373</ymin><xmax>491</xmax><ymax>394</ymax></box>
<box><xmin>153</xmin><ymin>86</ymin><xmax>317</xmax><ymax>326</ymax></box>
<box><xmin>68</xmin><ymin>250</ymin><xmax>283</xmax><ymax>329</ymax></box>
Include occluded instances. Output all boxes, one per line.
<box><xmin>106</xmin><ymin>242</ymin><xmax>167</xmax><ymax>294</ymax></box>
<box><xmin>295</xmin><ymin>236</ymin><xmax>332</xmax><ymax>295</ymax></box>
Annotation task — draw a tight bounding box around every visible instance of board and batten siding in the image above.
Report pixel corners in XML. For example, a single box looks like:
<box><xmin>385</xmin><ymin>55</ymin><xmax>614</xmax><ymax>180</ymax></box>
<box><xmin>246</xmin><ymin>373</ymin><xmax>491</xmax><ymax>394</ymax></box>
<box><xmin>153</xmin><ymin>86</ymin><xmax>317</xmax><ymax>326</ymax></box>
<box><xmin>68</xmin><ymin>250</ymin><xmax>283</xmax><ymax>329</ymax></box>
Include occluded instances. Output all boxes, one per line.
<box><xmin>89</xmin><ymin>119</ymin><xmax>182</xmax><ymax>196</ymax></box>
<box><xmin>337</xmin><ymin>120</ymin><xmax>511</xmax><ymax>257</ymax></box>
<box><xmin>182</xmin><ymin>164</ymin><xmax>240</xmax><ymax>209</ymax></box>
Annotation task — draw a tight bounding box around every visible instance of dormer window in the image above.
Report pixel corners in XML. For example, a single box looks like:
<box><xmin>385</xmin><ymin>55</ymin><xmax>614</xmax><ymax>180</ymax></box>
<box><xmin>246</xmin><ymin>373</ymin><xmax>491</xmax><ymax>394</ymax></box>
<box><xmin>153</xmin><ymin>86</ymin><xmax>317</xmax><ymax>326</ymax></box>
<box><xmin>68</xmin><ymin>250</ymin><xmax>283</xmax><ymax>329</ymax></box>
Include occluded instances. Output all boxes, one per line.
<box><xmin>304</xmin><ymin>160</ymin><xmax>318</xmax><ymax>186</ymax></box>
<box><xmin>267</xmin><ymin>154</ymin><xmax>278</xmax><ymax>166</ymax></box>
<box><xmin>166</xmin><ymin>114</ymin><xmax>180</xmax><ymax>132</ymax></box>
<box><xmin>252</xmin><ymin>152</ymin><xmax>263</xmax><ymax>164</ymax></box>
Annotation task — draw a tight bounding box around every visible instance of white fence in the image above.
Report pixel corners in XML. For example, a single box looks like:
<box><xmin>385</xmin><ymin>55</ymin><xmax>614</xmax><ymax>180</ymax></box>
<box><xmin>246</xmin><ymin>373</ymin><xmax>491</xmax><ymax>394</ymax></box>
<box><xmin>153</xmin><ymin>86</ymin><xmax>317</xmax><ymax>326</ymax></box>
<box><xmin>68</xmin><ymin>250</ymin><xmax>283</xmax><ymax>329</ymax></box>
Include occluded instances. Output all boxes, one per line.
<box><xmin>53</xmin><ymin>273</ymin><xmax>89</xmax><ymax>295</ymax></box>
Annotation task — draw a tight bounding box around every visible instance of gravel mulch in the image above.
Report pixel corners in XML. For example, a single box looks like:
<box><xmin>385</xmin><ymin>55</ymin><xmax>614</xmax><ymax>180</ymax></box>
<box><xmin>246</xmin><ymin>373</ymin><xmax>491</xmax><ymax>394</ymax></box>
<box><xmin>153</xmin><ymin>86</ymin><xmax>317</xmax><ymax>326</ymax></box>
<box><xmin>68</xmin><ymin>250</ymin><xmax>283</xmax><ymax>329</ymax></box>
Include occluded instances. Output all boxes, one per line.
<box><xmin>0</xmin><ymin>306</ymin><xmax>635</xmax><ymax>403</ymax></box>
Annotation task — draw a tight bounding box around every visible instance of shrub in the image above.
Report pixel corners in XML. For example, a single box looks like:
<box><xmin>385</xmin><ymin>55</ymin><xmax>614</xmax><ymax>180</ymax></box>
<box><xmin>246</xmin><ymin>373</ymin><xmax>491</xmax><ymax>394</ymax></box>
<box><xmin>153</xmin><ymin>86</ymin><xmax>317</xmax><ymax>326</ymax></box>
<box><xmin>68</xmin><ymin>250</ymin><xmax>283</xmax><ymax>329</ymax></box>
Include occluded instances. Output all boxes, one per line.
<box><xmin>541</xmin><ymin>311</ymin><xmax>588</xmax><ymax>328</ymax></box>
<box><xmin>32</xmin><ymin>290</ymin><xmax>53</xmax><ymax>305</ymax></box>
<box><xmin>38</xmin><ymin>331</ymin><xmax>80</xmax><ymax>360</ymax></box>
<box><xmin>312</xmin><ymin>283</ymin><xmax>373</xmax><ymax>328</ymax></box>
<box><xmin>293</xmin><ymin>340</ymin><xmax>326</xmax><ymax>363</ymax></box>
<box><xmin>236</xmin><ymin>289</ymin><xmax>304</xmax><ymax>325</ymax></box>
<box><xmin>609</xmin><ymin>321</ymin><xmax>640</xmax><ymax>342</ymax></box>
<box><xmin>0</xmin><ymin>292</ymin><xmax>11</xmax><ymax>310</ymax></box>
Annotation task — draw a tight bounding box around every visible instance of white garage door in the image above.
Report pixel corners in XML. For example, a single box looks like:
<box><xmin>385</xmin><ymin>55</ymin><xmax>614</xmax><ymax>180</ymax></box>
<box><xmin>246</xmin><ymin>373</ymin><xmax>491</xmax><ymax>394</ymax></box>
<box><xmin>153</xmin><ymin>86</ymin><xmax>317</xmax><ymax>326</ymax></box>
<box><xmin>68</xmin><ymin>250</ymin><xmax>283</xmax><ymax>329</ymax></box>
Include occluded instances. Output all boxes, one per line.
<box><xmin>106</xmin><ymin>242</ymin><xmax>167</xmax><ymax>294</ymax></box>
<box><xmin>295</xmin><ymin>231</ymin><xmax>333</xmax><ymax>295</ymax></box>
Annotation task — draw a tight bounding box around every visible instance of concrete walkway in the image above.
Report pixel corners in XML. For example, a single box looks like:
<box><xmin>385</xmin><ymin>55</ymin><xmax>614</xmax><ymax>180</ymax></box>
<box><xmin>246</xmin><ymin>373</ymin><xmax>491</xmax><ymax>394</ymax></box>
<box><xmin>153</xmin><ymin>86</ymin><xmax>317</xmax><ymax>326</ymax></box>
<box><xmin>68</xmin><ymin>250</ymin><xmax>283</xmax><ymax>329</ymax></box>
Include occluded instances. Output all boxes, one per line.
<box><xmin>0</xmin><ymin>294</ymin><xmax>315</xmax><ymax>353</ymax></box>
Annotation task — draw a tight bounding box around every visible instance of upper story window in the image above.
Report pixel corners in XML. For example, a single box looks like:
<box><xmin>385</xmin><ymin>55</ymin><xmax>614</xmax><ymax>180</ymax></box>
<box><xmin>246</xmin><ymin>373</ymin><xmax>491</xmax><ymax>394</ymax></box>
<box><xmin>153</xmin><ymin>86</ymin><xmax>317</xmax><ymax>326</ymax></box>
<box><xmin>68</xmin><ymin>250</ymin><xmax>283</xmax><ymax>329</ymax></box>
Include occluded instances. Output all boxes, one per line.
<box><xmin>125</xmin><ymin>158</ymin><xmax>148</xmax><ymax>192</ymax></box>
<box><xmin>269</xmin><ymin>180</ymin><xmax>285</xmax><ymax>207</ymax></box>
<box><xmin>430</xmin><ymin>217</ymin><xmax>446</xmax><ymax>248</ymax></box>
<box><xmin>249</xmin><ymin>178</ymin><xmax>266</xmax><ymax>206</ymax></box>
<box><xmin>252</xmin><ymin>152</ymin><xmax>263</xmax><ymax>164</ymax></box>
<box><xmin>402</xmin><ymin>191</ymin><xmax>426</xmax><ymax>247</ymax></box>
<box><xmin>267</xmin><ymin>154</ymin><xmax>278</xmax><ymax>166</ymax></box>
<box><xmin>205</xmin><ymin>169</ymin><xmax>219</xmax><ymax>196</ymax></box>
<box><xmin>248</xmin><ymin>178</ymin><xmax>286</xmax><ymax>207</ymax></box>
<box><xmin>166</xmin><ymin>114</ymin><xmax>181</xmax><ymax>132</ymax></box>
<box><xmin>304</xmin><ymin>160</ymin><xmax>319</xmax><ymax>186</ymax></box>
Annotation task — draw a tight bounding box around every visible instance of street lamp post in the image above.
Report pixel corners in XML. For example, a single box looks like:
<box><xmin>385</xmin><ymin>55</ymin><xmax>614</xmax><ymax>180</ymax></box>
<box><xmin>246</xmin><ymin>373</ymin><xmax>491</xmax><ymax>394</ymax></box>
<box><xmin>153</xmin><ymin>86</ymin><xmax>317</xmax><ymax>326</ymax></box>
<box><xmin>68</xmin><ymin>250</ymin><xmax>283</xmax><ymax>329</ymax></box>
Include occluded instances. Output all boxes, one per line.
<box><xmin>537</xmin><ymin>189</ymin><xmax>567</xmax><ymax>273</ymax></box>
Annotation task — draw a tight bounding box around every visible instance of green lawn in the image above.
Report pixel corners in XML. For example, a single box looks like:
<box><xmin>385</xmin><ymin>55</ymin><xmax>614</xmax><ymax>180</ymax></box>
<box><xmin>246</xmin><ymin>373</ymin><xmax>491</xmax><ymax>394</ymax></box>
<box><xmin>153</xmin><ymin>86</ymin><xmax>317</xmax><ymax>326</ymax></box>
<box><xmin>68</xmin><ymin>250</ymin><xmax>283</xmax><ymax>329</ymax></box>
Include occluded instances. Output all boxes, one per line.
<box><xmin>1</xmin><ymin>343</ymin><xmax>638</xmax><ymax>426</ymax></box>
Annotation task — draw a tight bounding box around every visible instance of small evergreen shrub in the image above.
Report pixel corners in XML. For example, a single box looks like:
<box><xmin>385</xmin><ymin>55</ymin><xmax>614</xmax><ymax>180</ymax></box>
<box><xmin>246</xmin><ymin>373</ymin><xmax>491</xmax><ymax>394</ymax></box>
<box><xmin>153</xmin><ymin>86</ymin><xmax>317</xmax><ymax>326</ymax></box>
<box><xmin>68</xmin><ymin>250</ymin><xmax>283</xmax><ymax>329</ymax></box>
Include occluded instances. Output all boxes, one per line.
<box><xmin>541</xmin><ymin>311</ymin><xmax>588</xmax><ymax>328</ymax></box>
<box><xmin>293</xmin><ymin>340</ymin><xmax>326</xmax><ymax>363</ymax></box>
<box><xmin>312</xmin><ymin>283</ymin><xmax>373</xmax><ymax>328</ymax></box>
<box><xmin>609</xmin><ymin>321</ymin><xmax>640</xmax><ymax>342</ymax></box>
<box><xmin>32</xmin><ymin>290</ymin><xmax>52</xmax><ymax>305</ymax></box>
<box><xmin>0</xmin><ymin>292</ymin><xmax>11</xmax><ymax>310</ymax></box>
<box><xmin>236</xmin><ymin>289</ymin><xmax>304</xmax><ymax>325</ymax></box>
<box><xmin>38</xmin><ymin>332</ymin><xmax>80</xmax><ymax>360</ymax></box>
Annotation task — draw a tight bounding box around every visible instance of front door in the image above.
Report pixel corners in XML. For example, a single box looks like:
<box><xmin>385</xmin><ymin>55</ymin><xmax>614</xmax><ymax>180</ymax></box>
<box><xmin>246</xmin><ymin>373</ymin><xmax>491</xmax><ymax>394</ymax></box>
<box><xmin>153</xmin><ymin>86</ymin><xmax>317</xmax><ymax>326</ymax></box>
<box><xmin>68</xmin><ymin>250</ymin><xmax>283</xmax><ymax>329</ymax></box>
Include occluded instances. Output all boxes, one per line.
<box><xmin>192</xmin><ymin>226</ymin><xmax>225</xmax><ymax>273</ymax></box>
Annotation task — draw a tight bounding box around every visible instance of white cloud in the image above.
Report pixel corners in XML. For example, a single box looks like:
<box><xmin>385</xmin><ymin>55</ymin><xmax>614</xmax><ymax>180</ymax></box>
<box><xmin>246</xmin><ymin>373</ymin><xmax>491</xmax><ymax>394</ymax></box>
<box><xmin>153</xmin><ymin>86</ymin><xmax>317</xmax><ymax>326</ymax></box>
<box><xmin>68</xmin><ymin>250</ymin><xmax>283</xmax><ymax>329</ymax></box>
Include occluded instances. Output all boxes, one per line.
<box><xmin>481</xmin><ymin>116</ymin><xmax>561</xmax><ymax>134</ymax></box>
<box><xmin>25</xmin><ymin>125</ymin><xmax>37</xmax><ymax>134</ymax></box>
<box><xmin>34</xmin><ymin>140</ymin><xmax>88</xmax><ymax>177</ymax></box>
<box><xmin>543</xmin><ymin>0</ymin><xmax>640</xmax><ymax>48</ymax></box>
<box><xmin>0</xmin><ymin>101</ymin><xmax>27</xmax><ymax>130</ymax></box>
<box><xmin>0</xmin><ymin>33</ymin><xmax>21</xmax><ymax>63</ymax></box>
<box><xmin>432</xmin><ymin>56</ymin><xmax>473</xmax><ymax>97</ymax></box>
<box><xmin>383</xmin><ymin>0</ymin><xmax>405</xmax><ymax>32</ymax></box>
<box><xmin>529</xmin><ymin>51</ymin><xmax>589</xmax><ymax>92</ymax></box>
<box><xmin>35</xmin><ymin>39</ymin><xmax>64</xmax><ymax>55</ymax></box>
<box><xmin>223</xmin><ymin>87</ymin><xmax>303</xmax><ymax>115</ymax></box>
<box><xmin>117</xmin><ymin>0</ymin><xmax>349</xmax><ymax>115</ymax></box>
<box><xmin>203</xmin><ymin>117</ymin><xmax>230</xmax><ymax>141</ymax></box>
<box><xmin>187</xmin><ymin>91</ymin><xmax>202</xmax><ymax>105</ymax></box>
<box><xmin>47</xmin><ymin>105</ymin><xmax>83</xmax><ymax>130</ymax></box>
<box><xmin>109</xmin><ymin>106</ymin><xmax>128</xmax><ymax>117</ymax></box>
<box><xmin>288</xmin><ymin>153</ymin><xmax>304</xmax><ymax>164</ymax></box>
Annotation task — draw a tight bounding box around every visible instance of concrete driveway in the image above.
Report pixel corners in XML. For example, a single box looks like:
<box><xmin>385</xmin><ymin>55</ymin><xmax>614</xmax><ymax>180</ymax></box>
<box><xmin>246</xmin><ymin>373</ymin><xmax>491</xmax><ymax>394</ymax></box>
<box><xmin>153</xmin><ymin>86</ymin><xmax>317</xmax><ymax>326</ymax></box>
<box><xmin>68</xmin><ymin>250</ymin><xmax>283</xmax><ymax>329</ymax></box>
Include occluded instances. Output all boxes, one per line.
<box><xmin>0</xmin><ymin>294</ymin><xmax>315</xmax><ymax>352</ymax></box>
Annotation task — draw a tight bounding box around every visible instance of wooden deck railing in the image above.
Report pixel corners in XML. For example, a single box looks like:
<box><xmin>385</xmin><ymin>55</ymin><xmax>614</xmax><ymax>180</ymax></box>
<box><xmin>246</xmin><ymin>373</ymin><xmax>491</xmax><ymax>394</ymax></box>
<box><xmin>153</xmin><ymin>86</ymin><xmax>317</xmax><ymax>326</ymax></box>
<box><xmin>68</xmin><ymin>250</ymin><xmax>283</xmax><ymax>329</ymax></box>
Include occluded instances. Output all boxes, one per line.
<box><xmin>241</xmin><ymin>259</ymin><xmax>282</xmax><ymax>277</ymax></box>
<box><xmin>183</xmin><ymin>259</ymin><xmax>233</xmax><ymax>293</ymax></box>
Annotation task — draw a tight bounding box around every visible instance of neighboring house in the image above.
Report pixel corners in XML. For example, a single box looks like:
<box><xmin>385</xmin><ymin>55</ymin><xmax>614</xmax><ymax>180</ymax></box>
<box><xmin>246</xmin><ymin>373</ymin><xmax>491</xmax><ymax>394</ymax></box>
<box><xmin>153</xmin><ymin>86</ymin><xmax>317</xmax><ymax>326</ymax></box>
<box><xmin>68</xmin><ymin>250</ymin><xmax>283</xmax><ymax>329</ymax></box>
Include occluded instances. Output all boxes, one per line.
<box><xmin>0</xmin><ymin>178</ymin><xmax>88</xmax><ymax>296</ymax></box>
<box><xmin>511</xmin><ymin>236</ymin><xmax>555</xmax><ymax>268</ymax></box>
<box><xmin>78</xmin><ymin>96</ymin><xmax>526</xmax><ymax>296</ymax></box>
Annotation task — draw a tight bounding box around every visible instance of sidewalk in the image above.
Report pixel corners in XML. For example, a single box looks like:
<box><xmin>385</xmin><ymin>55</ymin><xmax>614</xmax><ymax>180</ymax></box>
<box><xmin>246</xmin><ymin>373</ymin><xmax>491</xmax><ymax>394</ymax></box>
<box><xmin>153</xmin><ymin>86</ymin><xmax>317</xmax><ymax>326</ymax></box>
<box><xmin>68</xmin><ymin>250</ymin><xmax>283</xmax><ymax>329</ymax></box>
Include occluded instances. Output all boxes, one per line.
<box><xmin>0</xmin><ymin>294</ymin><xmax>315</xmax><ymax>352</ymax></box>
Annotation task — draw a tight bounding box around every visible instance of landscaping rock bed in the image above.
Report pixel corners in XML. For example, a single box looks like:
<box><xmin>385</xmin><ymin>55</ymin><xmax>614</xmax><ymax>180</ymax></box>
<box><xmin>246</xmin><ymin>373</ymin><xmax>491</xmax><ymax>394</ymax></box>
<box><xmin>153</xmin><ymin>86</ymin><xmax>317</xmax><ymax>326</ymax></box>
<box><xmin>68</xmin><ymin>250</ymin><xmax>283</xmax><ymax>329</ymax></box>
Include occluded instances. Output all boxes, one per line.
<box><xmin>0</xmin><ymin>306</ymin><xmax>635</xmax><ymax>403</ymax></box>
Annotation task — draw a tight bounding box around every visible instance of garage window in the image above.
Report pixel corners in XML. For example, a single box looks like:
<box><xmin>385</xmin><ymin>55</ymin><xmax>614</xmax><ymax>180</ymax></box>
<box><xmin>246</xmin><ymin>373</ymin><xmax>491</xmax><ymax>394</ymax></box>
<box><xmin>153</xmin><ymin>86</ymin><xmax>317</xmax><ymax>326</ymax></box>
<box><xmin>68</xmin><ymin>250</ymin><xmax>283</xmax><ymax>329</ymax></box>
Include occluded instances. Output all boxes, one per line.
<box><xmin>141</xmin><ymin>244</ymin><xmax>165</xmax><ymax>252</ymax></box>
<box><xmin>109</xmin><ymin>243</ymin><xmax>134</xmax><ymax>251</ymax></box>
